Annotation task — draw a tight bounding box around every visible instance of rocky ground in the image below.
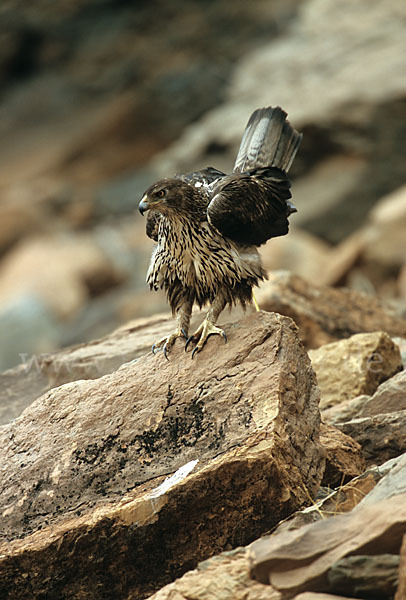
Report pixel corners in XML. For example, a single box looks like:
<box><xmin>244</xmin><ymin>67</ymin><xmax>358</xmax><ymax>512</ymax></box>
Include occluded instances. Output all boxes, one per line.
<box><xmin>0</xmin><ymin>0</ymin><xmax>405</xmax><ymax>598</ymax></box>
<box><xmin>0</xmin><ymin>302</ymin><xmax>405</xmax><ymax>599</ymax></box>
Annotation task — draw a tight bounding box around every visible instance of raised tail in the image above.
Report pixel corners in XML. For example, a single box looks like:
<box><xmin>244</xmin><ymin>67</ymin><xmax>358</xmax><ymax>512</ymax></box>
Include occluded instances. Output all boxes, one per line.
<box><xmin>233</xmin><ymin>106</ymin><xmax>302</xmax><ymax>174</ymax></box>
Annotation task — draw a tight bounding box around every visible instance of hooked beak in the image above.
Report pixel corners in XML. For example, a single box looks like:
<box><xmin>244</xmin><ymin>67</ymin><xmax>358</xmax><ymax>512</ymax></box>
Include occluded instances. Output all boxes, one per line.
<box><xmin>139</xmin><ymin>195</ymin><xmax>149</xmax><ymax>216</ymax></box>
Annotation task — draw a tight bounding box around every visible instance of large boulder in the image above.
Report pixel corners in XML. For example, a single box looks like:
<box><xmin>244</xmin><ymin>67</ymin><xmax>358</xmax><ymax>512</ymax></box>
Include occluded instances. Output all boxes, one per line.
<box><xmin>0</xmin><ymin>311</ymin><xmax>325</xmax><ymax>600</ymax></box>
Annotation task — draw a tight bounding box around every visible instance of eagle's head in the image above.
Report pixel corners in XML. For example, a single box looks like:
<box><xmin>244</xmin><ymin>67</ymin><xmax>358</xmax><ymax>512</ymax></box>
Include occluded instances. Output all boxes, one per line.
<box><xmin>139</xmin><ymin>178</ymin><xmax>196</xmax><ymax>217</ymax></box>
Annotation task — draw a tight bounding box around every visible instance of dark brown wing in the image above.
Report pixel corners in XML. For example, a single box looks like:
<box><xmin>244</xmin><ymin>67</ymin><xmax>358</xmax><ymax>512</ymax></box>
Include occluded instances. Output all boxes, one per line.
<box><xmin>207</xmin><ymin>167</ymin><xmax>296</xmax><ymax>246</ymax></box>
<box><xmin>207</xmin><ymin>106</ymin><xmax>301</xmax><ymax>246</ymax></box>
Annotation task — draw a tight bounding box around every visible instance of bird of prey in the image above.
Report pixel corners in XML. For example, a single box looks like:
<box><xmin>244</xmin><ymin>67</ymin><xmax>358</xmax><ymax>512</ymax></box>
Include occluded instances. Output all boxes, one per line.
<box><xmin>139</xmin><ymin>106</ymin><xmax>302</xmax><ymax>358</ymax></box>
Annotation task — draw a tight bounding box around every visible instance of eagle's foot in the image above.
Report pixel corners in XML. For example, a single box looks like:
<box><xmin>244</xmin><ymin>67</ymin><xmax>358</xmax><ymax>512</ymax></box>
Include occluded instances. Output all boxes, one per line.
<box><xmin>185</xmin><ymin>319</ymin><xmax>227</xmax><ymax>359</ymax></box>
<box><xmin>152</xmin><ymin>328</ymin><xmax>187</xmax><ymax>360</ymax></box>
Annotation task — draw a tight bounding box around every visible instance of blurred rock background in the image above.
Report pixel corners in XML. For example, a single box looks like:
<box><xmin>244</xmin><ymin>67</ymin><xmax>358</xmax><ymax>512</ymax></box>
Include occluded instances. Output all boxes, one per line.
<box><xmin>0</xmin><ymin>0</ymin><xmax>405</xmax><ymax>371</ymax></box>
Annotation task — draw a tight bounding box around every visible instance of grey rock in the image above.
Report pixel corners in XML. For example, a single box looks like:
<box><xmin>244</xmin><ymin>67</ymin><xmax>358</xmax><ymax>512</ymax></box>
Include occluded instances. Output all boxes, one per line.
<box><xmin>327</xmin><ymin>554</ymin><xmax>399</xmax><ymax>599</ymax></box>
<box><xmin>357</xmin><ymin>452</ymin><xmax>406</xmax><ymax>507</ymax></box>
<box><xmin>337</xmin><ymin>411</ymin><xmax>406</xmax><ymax>468</ymax></box>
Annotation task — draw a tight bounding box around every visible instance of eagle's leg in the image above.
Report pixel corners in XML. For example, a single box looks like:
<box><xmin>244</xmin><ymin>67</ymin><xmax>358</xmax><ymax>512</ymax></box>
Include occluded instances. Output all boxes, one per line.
<box><xmin>152</xmin><ymin>298</ymin><xmax>193</xmax><ymax>359</ymax></box>
<box><xmin>185</xmin><ymin>295</ymin><xmax>227</xmax><ymax>358</ymax></box>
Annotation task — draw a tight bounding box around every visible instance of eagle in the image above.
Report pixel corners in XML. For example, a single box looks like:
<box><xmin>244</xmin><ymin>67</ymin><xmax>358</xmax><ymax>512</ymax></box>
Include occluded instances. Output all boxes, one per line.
<box><xmin>139</xmin><ymin>106</ymin><xmax>302</xmax><ymax>358</ymax></box>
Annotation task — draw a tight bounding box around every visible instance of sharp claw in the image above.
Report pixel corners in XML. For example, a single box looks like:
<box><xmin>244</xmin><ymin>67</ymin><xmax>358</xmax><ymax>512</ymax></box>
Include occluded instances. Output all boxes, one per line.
<box><xmin>191</xmin><ymin>346</ymin><xmax>200</xmax><ymax>359</ymax></box>
<box><xmin>163</xmin><ymin>344</ymin><xmax>170</xmax><ymax>360</ymax></box>
<box><xmin>221</xmin><ymin>331</ymin><xmax>227</xmax><ymax>343</ymax></box>
<box><xmin>181</xmin><ymin>328</ymin><xmax>188</xmax><ymax>339</ymax></box>
<box><xmin>185</xmin><ymin>336</ymin><xmax>194</xmax><ymax>352</ymax></box>
<box><xmin>152</xmin><ymin>344</ymin><xmax>157</xmax><ymax>354</ymax></box>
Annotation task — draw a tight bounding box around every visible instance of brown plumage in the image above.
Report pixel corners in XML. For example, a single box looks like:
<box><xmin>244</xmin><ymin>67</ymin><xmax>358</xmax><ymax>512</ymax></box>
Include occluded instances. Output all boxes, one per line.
<box><xmin>139</xmin><ymin>106</ymin><xmax>302</xmax><ymax>357</ymax></box>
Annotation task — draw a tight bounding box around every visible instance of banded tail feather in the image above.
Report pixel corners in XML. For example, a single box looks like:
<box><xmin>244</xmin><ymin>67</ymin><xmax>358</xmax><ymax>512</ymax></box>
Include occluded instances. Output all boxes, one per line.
<box><xmin>233</xmin><ymin>106</ymin><xmax>302</xmax><ymax>174</ymax></box>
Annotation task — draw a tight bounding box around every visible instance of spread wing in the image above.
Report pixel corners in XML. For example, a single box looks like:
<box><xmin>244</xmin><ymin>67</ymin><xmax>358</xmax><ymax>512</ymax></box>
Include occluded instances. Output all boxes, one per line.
<box><xmin>207</xmin><ymin>167</ymin><xmax>296</xmax><ymax>247</ymax></box>
<box><xmin>207</xmin><ymin>105</ymin><xmax>302</xmax><ymax>247</ymax></box>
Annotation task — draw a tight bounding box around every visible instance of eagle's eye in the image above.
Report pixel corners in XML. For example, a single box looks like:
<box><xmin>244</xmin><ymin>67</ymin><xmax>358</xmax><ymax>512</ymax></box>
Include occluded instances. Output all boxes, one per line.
<box><xmin>155</xmin><ymin>189</ymin><xmax>166</xmax><ymax>198</ymax></box>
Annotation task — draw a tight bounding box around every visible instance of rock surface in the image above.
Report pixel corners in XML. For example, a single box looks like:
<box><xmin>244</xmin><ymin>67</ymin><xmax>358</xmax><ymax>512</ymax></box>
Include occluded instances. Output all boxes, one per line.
<box><xmin>147</xmin><ymin>453</ymin><xmax>406</xmax><ymax>598</ymax></box>
<box><xmin>249</xmin><ymin>493</ymin><xmax>406</xmax><ymax>595</ymax></box>
<box><xmin>0</xmin><ymin>311</ymin><xmax>325</xmax><ymax>600</ymax></box>
<box><xmin>275</xmin><ymin>454</ymin><xmax>406</xmax><ymax>536</ymax></box>
<box><xmin>309</xmin><ymin>332</ymin><xmax>402</xmax><ymax>409</ymax></box>
<box><xmin>147</xmin><ymin>547</ymin><xmax>282</xmax><ymax>600</ymax></box>
<box><xmin>396</xmin><ymin>534</ymin><xmax>406</xmax><ymax>600</ymax></box>
<box><xmin>319</xmin><ymin>424</ymin><xmax>365</xmax><ymax>488</ymax></box>
<box><xmin>337</xmin><ymin>411</ymin><xmax>406</xmax><ymax>468</ymax></box>
<box><xmin>255</xmin><ymin>271</ymin><xmax>406</xmax><ymax>349</ymax></box>
<box><xmin>326</xmin><ymin>554</ymin><xmax>399</xmax><ymax>599</ymax></box>
<box><xmin>322</xmin><ymin>369</ymin><xmax>406</xmax><ymax>425</ymax></box>
<box><xmin>0</xmin><ymin>309</ymin><xmax>244</xmax><ymax>425</ymax></box>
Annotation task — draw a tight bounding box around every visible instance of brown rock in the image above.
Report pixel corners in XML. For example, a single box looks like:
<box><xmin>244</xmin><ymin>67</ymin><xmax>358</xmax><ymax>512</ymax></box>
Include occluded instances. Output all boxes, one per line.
<box><xmin>293</xmin><ymin>594</ymin><xmax>359</xmax><ymax>600</ymax></box>
<box><xmin>0</xmin><ymin>199</ymin><xmax>42</xmax><ymax>255</ymax></box>
<box><xmin>314</xmin><ymin>186</ymin><xmax>406</xmax><ymax>292</ymax></box>
<box><xmin>395</xmin><ymin>534</ymin><xmax>406</xmax><ymax>600</ymax></box>
<box><xmin>0</xmin><ymin>312</ymin><xmax>179</xmax><ymax>424</ymax></box>
<box><xmin>337</xmin><ymin>410</ymin><xmax>406</xmax><ymax>467</ymax></box>
<box><xmin>316</xmin><ymin>230</ymin><xmax>366</xmax><ymax>288</ymax></box>
<box><xmin>255</xmin><ymin>271</ymin><xmax>406</xmax><ymax>349</ymax></box>
<box><xmin>0</xmin><ymin>311</ymin><xmax>325</xmax><ymax>600</ymax></box>
<box><xmin>359</xmin><ymin>369</ymin><xmax>406</xmax><ymax>417</ymax></box>
<box><xmin>0</xmin><ymin>234</ymin><xmax>124</xmax><ymax>318</ymax></box>
<box><xmin>322</xmin><ymin>368</ymin><xmax>406</xmax><ymax>425</ymax></box>
<box><xmin>150</xmin><ymin>454</ymin><xmax>406</xmax><ymax>600</ymax></box>
<box><xmin>399</xmin><ymin>266</ymin><xmax>406</xmax><ymax>300</ymax></box>
<box><xmin>260</xmin><ymin>455</ymin><xmax>403</xmax><ymax>540</ymax></box>
<box><xmin>365</xmin><ymin>185</ymin><xmax>406</xmax><ymax>267</ymax></box>
<box><xmin>249</xmin><ymin>493</ymin><xmax>406</xmax><ymax>594</ymax></box>
<box><xmin>325</xmin><ymin>369</ymin><xmax>406</xmax><ymax>426</ymax></box>
<box><xmin>308</xmin><ymin>331</ymin><xmax>402</xmax><ymax>410</ymax></box>
<box><xmin>356</xmin><ymin>452</ymin><xmax>406</xmax><ymax>506</ymax></box>
<box><xmin>259</xmin><ymin>228</ymin><xmax>332</xmax><ymax>284</ymax></box>
<box><xmin>0</xmin><ymin>310</ymin><xmax>245</xmax><ymax>425</ymax></box>
<box><xmin>319</xmin><ymin>423</ymin><xmax>365</xmax><ymax>488</ymax></box>
<box><xmin>147</xmin><ymin>547</ymin><xmax>282</xmax><ymax>600</ymax></box>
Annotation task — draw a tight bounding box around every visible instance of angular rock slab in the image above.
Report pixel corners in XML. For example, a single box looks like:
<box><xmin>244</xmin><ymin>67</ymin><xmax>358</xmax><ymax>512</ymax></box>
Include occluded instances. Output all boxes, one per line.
<box><xmin>249</xmin><ymin>493</ymin><xmax>406</xmax><ymax>595</ymax></box>
<box><xmin>319</xmin><ymin>423</ymin><xmax>365</xmax><ymax>488</ymax></box>
<box><xmin>337</xmin><ymin>410</ymin><xmax>406</xmax><ymax>467</ymax></box>
<box><xmin>255</xmin><ymin>271</ymin><xmax>406</xmax><ymax>349</ymax></box>
<box><xmin>0</xmin><ymin>311</ymin><xmax>324</xmax><ymax>600</ymax></box>
<box><xmin>147</xmin><ymin>547</ymin><xmax>282</xmax><ymax>600</ymax></box>
<box><xmin>309</xmin><ymin>331</ymin><xmax>402</xmax><ymax>409</ymax></box>
<box><xmin>321</xmin><ymin>368</ymin><xmax>406</xmax><ymax>425</ymax></box>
